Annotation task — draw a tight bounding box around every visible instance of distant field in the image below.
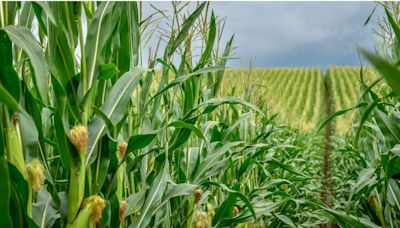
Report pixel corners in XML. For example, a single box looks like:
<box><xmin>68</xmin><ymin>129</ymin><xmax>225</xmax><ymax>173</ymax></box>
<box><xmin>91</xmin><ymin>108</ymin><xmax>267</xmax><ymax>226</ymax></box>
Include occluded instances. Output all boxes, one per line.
<box><xmin>223</xmin><ymin>66</ymin><xmax>377</xmax><ymax>133</ymax></box>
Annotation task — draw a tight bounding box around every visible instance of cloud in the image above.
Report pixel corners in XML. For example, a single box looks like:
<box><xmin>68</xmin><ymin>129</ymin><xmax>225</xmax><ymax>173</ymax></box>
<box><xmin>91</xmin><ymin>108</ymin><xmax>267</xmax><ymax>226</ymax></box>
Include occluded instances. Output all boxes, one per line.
<box><xmin>209</xmin><ymin>2</ymin><xmax>381</xmax><ymax>68</ymax></box>
<box><xmin>141</xmin><ymin>2</ymin><xmax>382</xmax><ymax>68</ymax></box>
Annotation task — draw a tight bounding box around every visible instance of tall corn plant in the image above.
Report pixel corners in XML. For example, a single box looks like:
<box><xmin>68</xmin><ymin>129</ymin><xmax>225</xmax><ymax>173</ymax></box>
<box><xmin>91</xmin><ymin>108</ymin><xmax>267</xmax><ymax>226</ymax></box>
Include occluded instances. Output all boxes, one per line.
<box><xmin>317</xmin><ymin>3</ymin><xmax>400</xmax><ymax>227</ymax></box>
<box><xmin>0</xmin><ymin>2</ymin><xmax>270</xmax><ymax>227</ymax></box>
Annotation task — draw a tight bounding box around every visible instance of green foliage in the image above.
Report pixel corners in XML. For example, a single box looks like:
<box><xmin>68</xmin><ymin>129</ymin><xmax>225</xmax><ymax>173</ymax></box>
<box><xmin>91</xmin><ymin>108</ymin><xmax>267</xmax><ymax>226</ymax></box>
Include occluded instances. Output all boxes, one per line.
<box><xmin>3</xmin><ymin>2</ymin><xmax>396</xmax><ymax>228</ymax></box>
<box><xmin>0</xmin><ymin>2</ymin><xmax>327</xmax><ymax>227</ymax></box>
<box><xmin>323</xmin><ymin>3</ymin><xmax>400</xmax><ymax>226</ymax></box>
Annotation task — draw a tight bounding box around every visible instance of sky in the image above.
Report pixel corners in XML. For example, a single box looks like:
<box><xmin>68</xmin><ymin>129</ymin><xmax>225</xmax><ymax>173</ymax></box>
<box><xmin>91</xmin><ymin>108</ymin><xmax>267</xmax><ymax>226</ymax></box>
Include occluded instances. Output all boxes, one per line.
<box><xmin>143</xmin><ymin>2</ymin><xmax>383</xmax><ymax>69</ymax></box>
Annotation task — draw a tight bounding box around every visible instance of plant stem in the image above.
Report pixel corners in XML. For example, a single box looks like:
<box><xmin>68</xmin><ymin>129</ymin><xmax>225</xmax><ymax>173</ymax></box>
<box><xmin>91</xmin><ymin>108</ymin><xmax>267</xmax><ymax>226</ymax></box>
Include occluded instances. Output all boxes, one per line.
<box><xmin>0</xmin><ymin>2</ymin><xmax>5</xmax><ymax>27</ymax></box>
<box><xmin>186</xmin><ymin>144</ymin><xmax>189</xmax><ymax>181</ymax></box>
<box><xmin>67</xmin><ymin>153</ymin><xmax>86</xmax><ymax>225</ymax></box>
<box><xmin>116</xmin><ymin>163</ymin><xmax>124</xmax><ymax>200</ymax></box>
<box><xmin>3</xmin><ymin>1</ymin><xmax>7</xmax><ymax>25</ymax></box>
<box><xmin>77</xmin><ymin>13</ymin><xmax>88</xmax><ymax>125</ymax></box>
<box><xmin>78</xmin><ymin>17</ymin><xmax>87</xmax><ymax>95</ymax></box>
<box><xmin>27</xmin><ymin>187</ymin><xmax>32</xmax><ymax>217</ymax></box>
<box><xmin>128</xmin><ymin>172</ymin><xmax>135</xmax><ymax>194</ymax></box>
<box><xmin>87</xmin><ymin>166</ymin><xmax>92</xmax><ymax>194</ymax></box>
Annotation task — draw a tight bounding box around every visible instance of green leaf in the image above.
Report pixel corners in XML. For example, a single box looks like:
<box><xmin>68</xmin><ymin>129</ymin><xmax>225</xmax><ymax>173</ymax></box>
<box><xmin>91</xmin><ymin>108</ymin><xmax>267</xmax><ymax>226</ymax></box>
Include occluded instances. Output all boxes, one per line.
<box><xmin>46</xmin><ymin>3</ymin><xmax>77</xmax><ymax>86</ymax></box>
<box><xmin>150</xmin><ymin>66</ymin><xmax>226</xmax><ymax>101</ymax></box>
<box><xmin>86</xmin><ymin>67</ymin><xmax>145</xmax><ymax>167</ymax></box>
<box><xmin>168</xmin><ymin>120</ymin><xmax>198</xmax><ymax>152</ymax></box>
<box><xmin>125</xmin><ymin>149</ymin><xmax>157</xmax><ymax>172</ymax></box>
<box><xmin>4</xmin><ymin>26</ymin><xmax>49</xmax><ymax>103</ymax></box>
<box><xmin>138</xmin><ymin>66</ymin><xmax>155</xmax><ymax>122</ymax></box>
<box><xmin>354</xmin><ymin>98</ymin><xmax>385</xmax><ymax>142</ymax></box>
<box><xmin>352</xmin><ymin>168</ymin><xmax>376</xmax><ymax>197</ymax></box>
<box><xmin>92</xmin><ymin>106</ymin><xmax>114</xmax><ymax>132</ymax></box>
<box><xmin>18</xmin><ymin>113</ymin><xmax>39</xmax><ymax>158</ymax></box>
<box><xmin>0</xmin><ymin>119</ymin><xmax>12</xmax><ymax>227</ymax></box>
<box><xmin>98</xmin><ymin>63</ymin><xmax>119</xmax><ymax>80</ymax></box>
<box><xmin>50</xmin><ymin>75</ymin><xmax>67</xmax><ymax>117</ymax></box>
<box><xmin>194</xmin><ymin>11</ymin><xmax>216</xmax><ymax>71</ymax></box>
<box><xmin>219</xmin><ymin>200</ymin><xmax>281</xmax><ymax>226</ymax></box>
<box><xmin>213</xmin><ymin>184</ymin><xmax>239</xmax><ymax>225</ymax></box>
<box><xmin>214</xmin><ymin>35</ymin><xmax>234</xmax><ymax>97</ymax></box>
<box><xmin>385</xmin><ymin>7</ymin><xmax>400</xmax><ymax>46</ymax></box>
<box><xmin>18</xmin><ymin>2</ymin><xmax>35</xmax><ymax>28</ymax></box>
<box><xmin>238</xmin><ymin>156</ymin><xmax>253</xmax><ymax>178</ymax></box>
<box><xmin>0</xmin><ymin>158</ymin><xmax>12</xmax><ymax>227</ymax></box>
<box><xmin>168</xmin><ymin>120</ymin><xmax>206</xmax><ymax>140</ymax></box>
<box><xmin>131</xmin><ymin>163</ymin><xmax>169</xmax><ymax>228</ymax></box>
<box><xmin>318</xmin><ymin>102</ymin><xmax>368</xmax><ymax>132</ymax></box>
<box><xmin>361</xmin><ymin>49</ymin><xmax>400</xmax><ymax>97</ymax></box>
<box><xmin>52</xmin><ymin>109</ymin><xmax>74</xmax><ymax>171</ymax></box>
<box><xmin>0</xmin><ymin>29</ymin><xmax>20</xmax><ymax>101</ymax></box>
<box><xmin>125</xmin><ymin>191</ymin><xmax>146</xmax><ymax>216</ymax></box>
<box><xmin>375</xmin><ymin>108</ymin><xmax>400</xmax><ymax>147</ymax></box>
<box><xmin>168</xmin><ymin>2</ymin><xmax>206</xmax><ymax>55</ymax></box>
<box><xmin>31</xmin><ymin>2</ymin><xmax>56</xmax><ymax>34</ymax></box>
<box><xmin>192</xmin><ymin>141</ymin><xmax>242</xmax><ymax>184</ymax></box>
<box><xmin>162</xmin><ymin>183</ymin><xmax>198</xmax><ymax>201</ymax></box>
<box><xmin>32</xmin><ymin>2</ymin><xmax>56</xmax><ymax>25</ymax></box>
<box><xmin>0</xmin><ymin>83</ymin><xmax>24</xmax><ymax>113</ymax></box>
<box><xmin>223</xmin><ymin>112</ymin><xmax>253</xmax><ymax>141</ymax></box>
<box><xmin>93</xmin><ymin>136</ymin><xmax>114</xmax><ymax>194</ymax></box>
<box><xmin>152</xmin><ymin>183</ymin><xmax>199</xmax><ymax>215</ymax></box>
<box><xmin>310</xmin><ymin>201</ymin><xmax>380</xmax><ymax>228</ymax></box>
<box><xmin>186</xmin><ymin>97</ymin><xmax>265</xmax><ymax>119</ymax></box>
<box><xmin>127</xmin><ymin>2</ymin><xmax>140</xmax><ymax>67</ymax></box>
<box><xmin>8</xmin><ymin>162</ymin><xmax>39</xmax><ymax>228</ymax></box>
<box><xmin>387</xmin><ymin>178</ymin><xmax>400</xmax><ymax>209</ymax></box>
<box><xmin>364</xmin><ymin>5</ymin><xmax>377</xmax><ymax>26</ymax></box>
<box><xmin>266</xmin><ymin>158</ymin><xmax>309</xmax><ymax>178</ymax></box>
<box><xmin>202</xmin><ymin>181</ymin><xmax>256</xmax><ymax>221</ymax></box>
<box><xmin>126</xmin><ymin>133</ymin><xmax>157</xmax><ymax>154</ymax></box>
<box><xmin>85</xmin><ymin>2</ymin><xmax>117</xmax><ymax>88</ymax></box>
<box><xmin>275</xmin><ymin>213</ymin><xmax>296</xmax><ymax>227</ymax></box>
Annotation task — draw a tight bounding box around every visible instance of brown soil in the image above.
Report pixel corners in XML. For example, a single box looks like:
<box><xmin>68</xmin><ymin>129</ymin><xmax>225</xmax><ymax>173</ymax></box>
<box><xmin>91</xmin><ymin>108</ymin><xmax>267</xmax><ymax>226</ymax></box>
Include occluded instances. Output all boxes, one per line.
<box><xmin>321</xmin><ymin>78</ymin><xmax>339</xmax><ymax>228</ymax></box>
<box><xmin>322</xmin><ymin>79</ymin><xmax>333</xmax><ymax>206</ymax></box>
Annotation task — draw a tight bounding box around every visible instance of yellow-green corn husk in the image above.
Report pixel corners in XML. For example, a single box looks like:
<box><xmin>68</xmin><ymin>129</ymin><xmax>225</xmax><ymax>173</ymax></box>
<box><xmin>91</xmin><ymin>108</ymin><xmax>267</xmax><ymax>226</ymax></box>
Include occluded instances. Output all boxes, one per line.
<box><xmin>5</xmin><ymin>126</ymin><xmax>25</xmax><ymax>177</ymax></box>
<box><xmin>67</xmin><ymin>195</ymin><xmax>105</xmax><ymax>228</ymax></box>
<box><xmin>67</xmin><ymin>153</ymin><xmax>86</xmax><ymax>225</ymax></box>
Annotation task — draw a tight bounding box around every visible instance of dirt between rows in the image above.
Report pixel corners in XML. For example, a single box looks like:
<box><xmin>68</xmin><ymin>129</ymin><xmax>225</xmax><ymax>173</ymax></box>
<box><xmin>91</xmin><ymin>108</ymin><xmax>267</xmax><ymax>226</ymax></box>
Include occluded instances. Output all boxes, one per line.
<box><xmin>321</xmin><ymin>79</ymin><xmax>338</xmax><ymax>228</ymax></box>
<box><xmin>322</xmin><ymin>79</ymin><xmax>332</xmax><ymax>206</ymax></box>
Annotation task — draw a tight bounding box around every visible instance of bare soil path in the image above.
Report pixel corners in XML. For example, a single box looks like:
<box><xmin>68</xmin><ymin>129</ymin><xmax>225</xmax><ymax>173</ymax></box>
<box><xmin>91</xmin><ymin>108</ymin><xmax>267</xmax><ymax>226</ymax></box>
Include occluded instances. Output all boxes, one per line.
<box><xmin>322</xmin><ymin>78</ymin><xmax>333</xmax><ymax>206</ymax></box>
<box><xmin>321</xmin><ymin>77</ymin><xmax>339</xmax><ymax>228</ymax></box>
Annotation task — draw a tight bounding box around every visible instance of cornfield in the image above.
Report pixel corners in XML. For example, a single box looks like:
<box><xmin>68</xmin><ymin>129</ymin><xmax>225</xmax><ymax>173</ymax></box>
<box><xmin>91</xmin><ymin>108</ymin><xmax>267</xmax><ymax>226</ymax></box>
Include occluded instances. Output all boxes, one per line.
<box><xmin>0</xmin><ymin>1</ymin><xmax>400</xmax><ymax>228</ymax></box>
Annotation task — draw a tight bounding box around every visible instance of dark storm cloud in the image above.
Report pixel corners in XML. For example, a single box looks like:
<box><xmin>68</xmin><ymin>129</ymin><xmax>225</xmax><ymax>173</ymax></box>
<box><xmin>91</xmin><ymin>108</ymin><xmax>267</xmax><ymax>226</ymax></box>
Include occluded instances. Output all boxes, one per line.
<box><xmin>210</xmin><ymin>2</ymin><xmax>381</xmax><ymax>68</ymax></box>
<box><xmin>141</xmin><ymin>2</ymin><xmax>382</xmax><ymax>68</ymax></box>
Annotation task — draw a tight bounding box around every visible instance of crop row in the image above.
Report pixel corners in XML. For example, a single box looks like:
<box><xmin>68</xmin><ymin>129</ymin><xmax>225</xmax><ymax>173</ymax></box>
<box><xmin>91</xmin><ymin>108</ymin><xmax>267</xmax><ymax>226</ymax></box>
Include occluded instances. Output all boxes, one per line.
<box><xmin>223</xmin><ymin>67</ymin><xmax>325</xmax><ymax>132</ymax></box>
<box><xmin>326</xmin><ymin>66</ymin><xmax>377</xmax><ymax>134</ymax></box>
<box><xmin>223</xmin><ymin>66</ymin><xmax>377</xmax><ymax>134</ymax></box>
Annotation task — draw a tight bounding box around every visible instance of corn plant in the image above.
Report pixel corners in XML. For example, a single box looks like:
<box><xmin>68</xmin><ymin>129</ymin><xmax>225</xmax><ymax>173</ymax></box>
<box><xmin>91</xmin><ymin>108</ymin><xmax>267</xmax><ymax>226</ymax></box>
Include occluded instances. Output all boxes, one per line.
<box><xmin>319</xmin><ymin>3</ymin><xmax>400</xmax><ymax>226</ymax></box>
<box><xmin>0</xmin><ymin>2</ymin><xmax>333</xmax><ymax>227</ymax></box>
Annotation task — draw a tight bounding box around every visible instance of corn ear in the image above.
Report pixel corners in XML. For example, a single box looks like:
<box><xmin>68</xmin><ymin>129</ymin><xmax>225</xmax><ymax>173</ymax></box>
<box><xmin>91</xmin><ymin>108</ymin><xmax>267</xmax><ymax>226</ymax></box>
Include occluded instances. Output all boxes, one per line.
<box><xmin>67</xmin><ymin>153</ymin><xmax>86</xmax><ymax>224</ymax></box>
<box><xmin>5</xmin><ymin>126</ymin><xmax>25</xmax><ymax>177</ymax></box>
